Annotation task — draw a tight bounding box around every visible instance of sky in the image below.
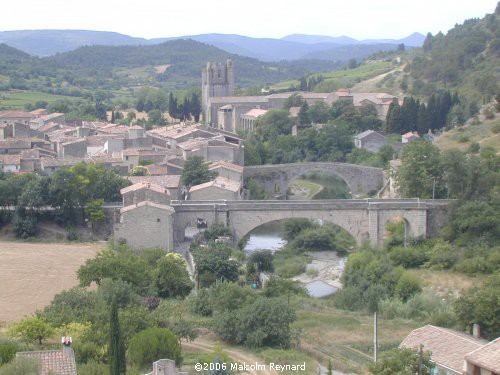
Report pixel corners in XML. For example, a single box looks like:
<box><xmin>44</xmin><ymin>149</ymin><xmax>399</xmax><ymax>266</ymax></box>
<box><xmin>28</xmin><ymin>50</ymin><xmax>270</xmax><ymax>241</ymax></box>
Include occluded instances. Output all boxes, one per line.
<box><xmin>1</xmin><ymin>0</ymin><xmax>497</xmax><ymax>40</ymax></box>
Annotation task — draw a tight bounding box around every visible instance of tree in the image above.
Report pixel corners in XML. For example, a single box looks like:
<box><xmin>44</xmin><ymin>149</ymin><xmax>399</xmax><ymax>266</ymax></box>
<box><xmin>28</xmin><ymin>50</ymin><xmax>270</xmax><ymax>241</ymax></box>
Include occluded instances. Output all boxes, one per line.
<box><xmin>283</xmin><ymin>218</ymin><xmax>317</xmax><ymax>241</ymax></box>
<box><xmin>109</xmin><ymin>301</ymin><xmax>126</xmax><ymax>375</ymax></box>
<box><xmin>153</xmin><ymin>253</ymin><xmax>193</xmax><ymax>298</ymax></box>
<box><xmin>283</xmin><ymin>93</ymin><xmax>304</xmax><ymax>110</ymax></box>
<box><xmin>85</xmin><ymin>199</ymin><xmax>105</xmax><ymax>231</ymax></box>
<box><xmin>396</xmin><ymin>140</ymin><xmax>444</xmax><ymax>198</ymax></box>
<box><xmin>368</xmin><ymin>347</ymin><xmax>433</xmax><ymax>375</ymax></box>
<box><xmin>181</xmin><ymin>156</ymin><xmax>217</xmax><ymax>188</ymax></box>
<box><xmin>0</xmin><ymin>356</ymin><xmax>40</xmax><ymax>375</ymax></box>
<box><xmin>127</xmin><ymin>327</ymin><xmax>182</xmax><ymax>369</ymax></box>
<box><xmin>7</xmin><ymin>316</ymin><xmax>54</xmax><ymax>345</ymax></box>
<box><xmin>298</xmin><ymin>101</ymin><xmax>310</xmax><ymax>126</ymax></box>
<box><xmin>77</xmin><ymin>248</ymin><xmax>150</xmax><ymax>292</ymax></box>
<box><xmin>454</xmin><ymin>273</ymin><xmax>500</xmax><ymax>340</ymax></box>
<box><xmin>191</xmin><ymin>243</ymin><xmax>239</xmax><ymax>287</ymax></box>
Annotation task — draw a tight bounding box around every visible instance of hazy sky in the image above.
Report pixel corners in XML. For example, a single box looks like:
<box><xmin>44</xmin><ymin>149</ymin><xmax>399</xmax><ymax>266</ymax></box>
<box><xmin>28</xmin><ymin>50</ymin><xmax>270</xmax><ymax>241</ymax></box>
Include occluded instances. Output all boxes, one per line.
<box><xmin>1</xmin><ymin>0</ymin><xmax>497</xmax><ymax>40</ymax></box>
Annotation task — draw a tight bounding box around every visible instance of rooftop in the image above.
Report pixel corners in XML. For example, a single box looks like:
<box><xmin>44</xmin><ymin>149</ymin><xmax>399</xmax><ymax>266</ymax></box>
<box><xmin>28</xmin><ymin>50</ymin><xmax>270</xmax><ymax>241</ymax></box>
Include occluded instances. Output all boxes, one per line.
<box><xmin>465</xmin><ymin>338</ymin><xmax>500</xmax><ymax>373</ymax></box>
<box><xmin>120</xmin><ymin>181</ymin><xmax>170</xmax><ymax>195</ymax></box>
<box><xmin>400</xmin><ymin>325</ymin><xmax>487</xmax><ymax>373</ymax></box>
<box><xmin>128</xmin><ymin>175</ymin><xmax>181</xmax><ymax>189</ymax></box>
<box><xmin>0</xmin><ymin>110</ymin><xmax>33</xmax><ymax>119</ymax></box>
<box><xmin>189</xmin><ymin>176</ymin><xmax>241</xmax><ymax>193</ymax></box>
<box><xmin>209</xmin><ymin>160</ymin><xmax>244</xmax><ymax>173</ymax></box>
<box><xmin>243</xmin><ymin>108</ymin><xmax>268</xmax><ymax>118</ymax></box>
<box><xmin>16</xmin><ymin>349</ymin><xmax>77</xmax><ymax>375</ymax></box>
<box><xmin>120</xmin><ymin>200</ymin><xmax>175</xmax><ymax>214</ymax></box>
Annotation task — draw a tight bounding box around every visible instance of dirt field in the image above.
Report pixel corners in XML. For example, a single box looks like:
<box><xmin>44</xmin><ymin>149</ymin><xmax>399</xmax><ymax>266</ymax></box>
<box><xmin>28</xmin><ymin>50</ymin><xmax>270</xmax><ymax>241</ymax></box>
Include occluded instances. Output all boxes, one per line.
<box><xmin>0</xmin><ymin>241</ymin><xmax>104</xmax><ymax>326</ymax></box>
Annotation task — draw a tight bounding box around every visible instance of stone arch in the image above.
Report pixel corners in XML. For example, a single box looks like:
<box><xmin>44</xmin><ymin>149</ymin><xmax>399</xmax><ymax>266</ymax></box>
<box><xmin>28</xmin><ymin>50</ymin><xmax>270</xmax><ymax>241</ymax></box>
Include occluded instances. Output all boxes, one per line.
<box><xmin>377</xmin><ymin>210</ymin><xmax>424</xmax><ymax>246</ymax></box>
<box><xmin>232</xmin><ymin>210</ymin><xmax>363</xmax><ymax>246</ymax></box>
<box><xmin>284</xmin><ymin>167</ymin><xmax>353</xmax><ymax>198</ymax></box>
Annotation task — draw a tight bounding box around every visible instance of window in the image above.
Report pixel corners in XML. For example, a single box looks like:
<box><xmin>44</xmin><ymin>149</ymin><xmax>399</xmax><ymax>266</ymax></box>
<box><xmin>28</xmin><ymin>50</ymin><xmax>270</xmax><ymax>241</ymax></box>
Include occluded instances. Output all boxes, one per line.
<box><xmin>157</xmin><ymin>218</ymin><xmax>161</xmax><ymax>222</ymax></box>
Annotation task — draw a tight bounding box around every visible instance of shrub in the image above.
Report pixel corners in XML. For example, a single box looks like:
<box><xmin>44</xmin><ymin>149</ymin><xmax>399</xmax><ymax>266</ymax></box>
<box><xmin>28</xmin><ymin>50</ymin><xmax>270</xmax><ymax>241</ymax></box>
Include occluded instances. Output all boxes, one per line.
<box><xmin>127</xmin><ymin>328</ymin><xmax>182</xmax><ymax>369</ymax></box>
<box><xmin>389</xmin><ymin>246</ymin><xmax>428</xmax><ymax>268</ymax></box>
<box><xmin>12</xmin><ymin>213</ymin><xmax>37</xmax><ymax>239</ymax></box>
<box><xmin>0</xmin><ymin>339</ymin><xmax>18</xmax><ymax>365</ymax></box>
<box><xmin>426</xmin><ymin>240</ymin><xmax>457</xmax><ymax>269</ymax></box>
<box><xmin>394</xmin><ymin>273</ymin><xmax>422</xmax><ymax>302</ymax></box>
<box><xmin>491</xmin><ymin>122</ymin><xmax>500</xmax><ymax>134</ymax></box>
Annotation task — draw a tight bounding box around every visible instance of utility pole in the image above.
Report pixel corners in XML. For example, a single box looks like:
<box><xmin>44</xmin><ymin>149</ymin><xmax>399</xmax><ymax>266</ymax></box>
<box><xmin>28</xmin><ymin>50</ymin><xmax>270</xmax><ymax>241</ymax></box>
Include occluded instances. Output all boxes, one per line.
<box><xmin>373</xmin><ymin>311</ymin><xmax>378</xmax><ymax>362</ymax></box>
<box><xmin>432</xmin><ymin>178</ymin><xmax>436</xmax><ymax>200</ymax></box>
<box><xmin>418</xmin><ymin>343</ymin><xmax>423</xmax><ymax>375</ymax></box>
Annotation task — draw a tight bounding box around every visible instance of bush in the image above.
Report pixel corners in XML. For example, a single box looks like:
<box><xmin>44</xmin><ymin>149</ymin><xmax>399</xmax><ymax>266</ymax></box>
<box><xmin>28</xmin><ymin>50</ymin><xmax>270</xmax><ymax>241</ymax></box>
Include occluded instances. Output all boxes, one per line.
<box><xmin>282</xmin><ymin>218</ymin><xmax>317</xmax><ymax>241</ymax></box>
<box><xmin>0</xmin><ymin>339</ymin><xmax>18</xmax><ymax>365</ymax></box>
<box><xmin>0</xmin><ymin>356</ymin><xmax>40</xmax><ymax>375</ymax></box>
<box><xmin>77</xmin><ymin>360</ymin><xmax>110</xmax><ymax>375</ymax></box>
<box><xmin>491</xmin><ymin>122</ymin><xmax>500</xmax><ymax>134</ymax></box>
<box><xmin>127</xmin><ymin>328</ymin><xmax>182</xmax><ymax>369</ymax></box>
<box><xmin>394</xmin><ymin>273</ymin><xmax>422</xmax><ymax>302</ymax></box>
<box><xmin>12</xmin><ymin>213</ymin><xmax>37</xmax><ymax>239</ymax></box>
<box><xmin>389</xmin><ymin>246</ymin><xmax>428</xmax><ymax>268</ymax></box>
<box><xmin>426</xmin><ymin>240</ymin><xmax>457</xmax><ymax>269</ymax></box>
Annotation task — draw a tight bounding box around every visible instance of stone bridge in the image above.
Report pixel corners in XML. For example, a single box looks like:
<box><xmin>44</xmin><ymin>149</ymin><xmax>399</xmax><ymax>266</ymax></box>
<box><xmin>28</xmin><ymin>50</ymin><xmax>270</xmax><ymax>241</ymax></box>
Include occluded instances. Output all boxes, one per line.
<box><xmin>243</xmin><ymin>162</ymin><xmax>384</xmax><ymax>198</ymax></box>
<box><xmin>170</xmin><ymin>199</ymin><xmax>450</xmax><ymax>247</ymax></box>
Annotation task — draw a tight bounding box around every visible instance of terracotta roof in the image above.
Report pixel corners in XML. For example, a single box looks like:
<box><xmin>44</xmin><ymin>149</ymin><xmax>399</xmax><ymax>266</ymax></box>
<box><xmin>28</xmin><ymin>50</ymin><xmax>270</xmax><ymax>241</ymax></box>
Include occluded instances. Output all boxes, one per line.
<box><xmin>145</xmin><ymin>164</ymin><xmax>168</xmax><ymax>175</ymax></box>
<box><xmin>0</xmin><ymin>154</ymin><xmax>21</xmax><ymax>165</ymax></box>
<box><xmin>29</xmin><ymin>108</ymin><xmax>48</xmax><ymax>116</ymax></box>
<box><xmin>120</xmin><ymin>200</ymin><xmax>175</xmax><ymax>214</ymax></box>
<box><xmin>128</xmin><ymin>175</ymin><xmax>181</xmax><ymax>189</ymax></box>
<box><xmin>177</xmin><ymin>138</ymin><xmax>207</xmax><ymax>151</ymax></box>
<box><xmin>0</xmin><ymin>110</ymin><xmax>33</xmax><ymax>119</ymax></box>
<box><xmin>400</xmin><ymin>325</ymin><xmax>487</xmax><ymax>373</ymax></box>
<box><xmin>243</xmin><ymin>108</ymin><xmax>268</xmax><ymax>118</ymax></box>
<box><xmin>121</xmin><ymin>149</ymin><xmax>167</xmax><ymax>157</ymax></box>
<box><xmin>465</xmin><ymin>338</ymin><xmax>500</xmax><ymax>373</ymax></box>
<box><xmin>41</xmin><ymin>157</ymin><xmax>84</xmax><ymax>168</ymax></box>
<box><xmin>189</xmin><ymin>176</ymin><xmax>241</xmax><ymax>193</ymax></box>
<box><xmin>16</xmin><ymin>349</ymin><xmax>77</xmax><ymax>375</ymax></box>
<box><xmin>120</xmin><ymin>182</ymin><xmax>170</xmax><ymax>195</ymax></box>
<box><xmin>147</xmin><ymin>124</ymin><xmax>201</xmax><ymax>140</ymax></box>
<box><xmin>402</xmin><ymin>131</ymin><xmax>420</xmax><ymax>139</ymax></box>
<box><xmin>38</xmin><ymin>122</ymin><xmax>63</xmax><ymax>133</ymax></box>
<box><xmin>0</xmin><ymin>139</ymin><xmax>31</xmax><ymax>149</ymax></box>
<box><xmin>209</xmin><ymin>160</ymin><xmax>244</xmax><ymax>173</ymax></box>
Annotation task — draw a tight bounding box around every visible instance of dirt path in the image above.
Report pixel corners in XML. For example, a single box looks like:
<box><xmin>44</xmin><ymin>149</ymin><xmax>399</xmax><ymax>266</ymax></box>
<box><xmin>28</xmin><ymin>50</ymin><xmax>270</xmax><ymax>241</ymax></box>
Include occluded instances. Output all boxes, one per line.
<box><xmin>182</xmin><ymin>337</ymin><xmax>277</xmax><ymax>375</ymax></box>
<box><xmin>0</xmin><ymin>241</ymin><xmax>104</xmax><ymax>326</ymax></box>
<box><xmin>351</xmin><ymin>63</ymin><xmax>406</xmax><ymax>93</ymax></box>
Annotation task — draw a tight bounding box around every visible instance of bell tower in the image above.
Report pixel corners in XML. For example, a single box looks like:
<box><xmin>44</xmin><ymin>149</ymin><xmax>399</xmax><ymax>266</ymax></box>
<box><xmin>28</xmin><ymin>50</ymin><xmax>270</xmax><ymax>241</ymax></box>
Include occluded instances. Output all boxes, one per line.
<box><xmin>202</xmin><ymin>59</ymin><xmax>235</xmax><ymax>125</ymax></box>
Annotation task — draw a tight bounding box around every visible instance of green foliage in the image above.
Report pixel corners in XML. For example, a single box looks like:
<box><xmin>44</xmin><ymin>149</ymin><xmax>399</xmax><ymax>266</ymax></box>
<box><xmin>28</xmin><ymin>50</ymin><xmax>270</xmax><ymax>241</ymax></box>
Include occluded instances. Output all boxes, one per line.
<box><xmin>273</xmin><ymin>250</ymin><xmax>311</xmax><ymax>278</ymax></box>
<box><xmin>85</xmin><ymin>199</ymin><xmax>105</xmax><ymax>229</ymax></box>
<box><xmin>397</xmin><ymin>140</ymin><xmax>444</xmax><ymax>198</ymax></box>
<box><xmin>0</xmin><ymin>339</ymin><xmax>18</xmax><ymax>366</ymax></box>
<box><xmin>454</xmin><ymin>272</ymin><xmax>500</xmax><ymax>340</ymax></box>
<box><xmin>282</xmin><ymin>218</ymin><xmax>317</xmax><ymax>241</ymax></box>
<box><xmin>247</xmin><ymin>250</ymin><xmax>274</xmax><ymax>273</ymax></box>
<box><xmin>182</xmin><ymin>156</ymin><xmax>217</xmax><ymax>188</ymax></box>
<box><xmin>77</xmin><ymin>360</ymin><xmax>110</xmax><ymax>375</ymax></box>
<box><xmin>212</xmin><ymin>296</ymin><xmax>296</xmax><ymax>348</ymax></box>
<box><xmin>77</xmin><ymin>248</ymin><xmax>150</xmax><ymax>292</ymax></box>
<box><xmin>0</xmin><ymin>356</ymin><xmax>40</xmax><ymax>375</ymax></box>
<box><xmin>153</xmin><ymin>253</ymin><xmax>193</xmax><ymax>298</ymax></box>
<box><xmin>368</xmin><ymin>347</ymin><xmax>433</xmax><ymax>375</ymax></box>
<box><xmin>12</xmin><ymin>211</ymin><xmax>37</xmax><ymax>239</ymax></box>
<box><xmin>127</xmin><ymin>328</ymin><xmax>181</xmax><ymax>369</ymax></box>
<box><xmin>335</xmin><ymin>247</ymin><xmax>419</xmax><ymax>312</ymax></box>
<box><xmin>203</xmin><ymin>223</ymin><xmax>231</xmax><ymax>242</ymax></box>
<box><xmin>7</xmin><ymin>316</ymin><xmax>54</xmax><ymax>345</ymax></box>
<box><xmin>108</xmin><ymin>302</ymin><xmax>126</xmax><ymax>375</ymax></box>
<box><xmin>191</xmin><ymin>243</ymin><xmax>239</xmax><ymax>287</ymax></box>
<box><xmin>263</xmin><ymin>277</ymin><xmax>307</xmax><ymax>300</ymax></box>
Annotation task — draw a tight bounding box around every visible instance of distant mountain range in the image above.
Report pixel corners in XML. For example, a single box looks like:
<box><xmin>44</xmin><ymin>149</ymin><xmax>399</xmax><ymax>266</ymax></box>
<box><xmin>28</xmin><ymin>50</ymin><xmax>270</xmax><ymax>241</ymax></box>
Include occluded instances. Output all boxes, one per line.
<box><xmin>0</xmin><ymin>30</ymin><xmax>425</xmax><ymax>61</ymax></box>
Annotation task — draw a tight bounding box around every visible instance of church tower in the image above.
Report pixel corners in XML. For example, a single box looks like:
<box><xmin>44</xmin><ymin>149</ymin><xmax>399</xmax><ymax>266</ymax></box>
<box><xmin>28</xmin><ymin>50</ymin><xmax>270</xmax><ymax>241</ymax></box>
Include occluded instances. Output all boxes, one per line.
<box><xmin>202</xmin><ymin>59</ymin><xmax>235</xmax><ymax>125</ymax></box>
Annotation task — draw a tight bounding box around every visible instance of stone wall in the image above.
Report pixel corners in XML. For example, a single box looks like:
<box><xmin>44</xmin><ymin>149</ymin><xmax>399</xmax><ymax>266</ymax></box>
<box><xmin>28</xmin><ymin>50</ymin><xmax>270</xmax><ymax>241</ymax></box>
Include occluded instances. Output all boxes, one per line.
<box><xmin>244</xmin><ymin>162</ymin><xmax>384</xmax><ymax>197</ymax></box>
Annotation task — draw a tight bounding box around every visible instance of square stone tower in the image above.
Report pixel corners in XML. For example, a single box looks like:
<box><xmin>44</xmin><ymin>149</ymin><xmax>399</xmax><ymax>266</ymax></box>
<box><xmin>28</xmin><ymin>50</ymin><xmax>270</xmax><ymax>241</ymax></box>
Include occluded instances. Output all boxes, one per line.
<box><xmin>202</xmin><ymin>59</ymin><xmax>235</xmax><ymax>125</ymax></box>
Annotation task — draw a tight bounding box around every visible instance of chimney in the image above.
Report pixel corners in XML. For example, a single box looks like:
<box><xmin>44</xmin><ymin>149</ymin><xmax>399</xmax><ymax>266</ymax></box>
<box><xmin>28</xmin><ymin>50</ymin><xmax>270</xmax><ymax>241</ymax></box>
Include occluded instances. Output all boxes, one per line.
<box><xmin>472</xmin><ymin>324</ymin><xmax>481</xmax><ymax>338</ymax></box>
<box><xmin>61</xmin><ymin>336</ymin><xmax>73</xmax><ymax>356</ymax></box>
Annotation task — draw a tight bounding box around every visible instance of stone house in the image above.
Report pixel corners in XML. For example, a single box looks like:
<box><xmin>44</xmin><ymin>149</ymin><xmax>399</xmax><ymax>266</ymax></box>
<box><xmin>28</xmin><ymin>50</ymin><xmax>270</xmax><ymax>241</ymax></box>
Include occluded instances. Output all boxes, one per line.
<box><xmin>188</xmin><ymin>176</ymin><xmax>242</xmax><ymax>200</ymax></box>
<box><xmin>120</xmin><ymin>182</ymin><xmax>171</xmax><ymax>206</ymax></box>
<box><xmin>0</xmin><ymin>110</ymin><xmax>33</xmax><ymax>125</ymax></box>
<box><xmin>208</xmin><ymin>160</ymin><xmax>243</xmax><ymax>183</ymax></box>
<box><xmin>0</xmin><ymin>154</ymin><xmax>21</xmax><ymax>172</ymax></box>
<box><xmin>143</xmin><ymin>359</ymin><xmax>188</xmax><ymax>375</ymax></box>
<box><xmin>128</xmin><ymin>175</ymin><xmax>182</xmax><ymax>200</ymax></box>
<box><xmin>16</xmin><ymin>341</ymin><xmax>77</xmax><ymax>375</ymax></box>
<box><xmin>239</xmin><ymin>108</ymin><xmax>268</xmax><ymax>132</ymax></box>
<box><xmin>402</xmin><ymin>131</ymin><xmax>420</xmax><ymax>143</ymax></box>
<box><xmin>464</xmin><ymin>338</ymin><xmax>500</xmax><ymax>375</ymax></box>
<box><xmin>400</xmin><ymin>325</ymin><xmax>496</xmax><ymax>375</ymax></box>
<box><xmin>114</xmin><ymin>201</ymin><xmax>175</xmax><ymax>251</ymax></box>
<box><xmin>354</xmin><ymin>130</ymin><xmax>388</xmax><ymax>153</ymax></box>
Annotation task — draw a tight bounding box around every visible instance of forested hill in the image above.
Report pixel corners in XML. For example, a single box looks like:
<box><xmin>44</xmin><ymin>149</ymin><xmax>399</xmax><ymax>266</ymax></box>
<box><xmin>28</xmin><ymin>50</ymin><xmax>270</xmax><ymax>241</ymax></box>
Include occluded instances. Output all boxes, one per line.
<box><xmin>0</xmin><ymin>39</ymin><xmax>341</xmax><ymax>91</ymax></box>
<box><xmin>407</xmin><ymin>3</ymin><xmax>500</xmax><ymax>99</ymax></box>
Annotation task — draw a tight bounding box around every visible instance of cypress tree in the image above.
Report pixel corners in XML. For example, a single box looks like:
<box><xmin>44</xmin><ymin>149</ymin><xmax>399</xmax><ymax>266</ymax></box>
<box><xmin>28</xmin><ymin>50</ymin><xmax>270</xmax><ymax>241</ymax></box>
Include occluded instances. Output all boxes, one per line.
<box><xmin>111</xmin><ymin>110</ymin><xmax>115</xmax><ymax>123</ymax></box>
<box><xmin>109</xmin><ymin>301</ymin><xmax>126</xmax><ymax>375</ymax></box>
<box><xmin>416</xmin><ymin>103</ymin><xmax>431</xmax><ymax>134</ymax></box>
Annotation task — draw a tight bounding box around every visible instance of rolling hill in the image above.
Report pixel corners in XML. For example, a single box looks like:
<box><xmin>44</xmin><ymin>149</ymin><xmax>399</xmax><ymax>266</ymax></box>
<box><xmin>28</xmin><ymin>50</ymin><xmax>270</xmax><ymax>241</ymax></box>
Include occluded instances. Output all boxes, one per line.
<box><xmin>0</xmin><ymin>29</ymin><xmax>424</xmax><ymax>61</ymax></box>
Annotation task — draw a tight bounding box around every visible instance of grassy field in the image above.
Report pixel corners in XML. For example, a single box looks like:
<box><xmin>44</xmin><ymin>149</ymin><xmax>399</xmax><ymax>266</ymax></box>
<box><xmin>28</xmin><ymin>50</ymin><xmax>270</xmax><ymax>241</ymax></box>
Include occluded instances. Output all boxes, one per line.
<box><xmin>269</xmin><ymin>61</ymin><xmax>393</xmax><ymax>91</ymax></box>
<box><xmin>0</xmin><ymin>90</ymin><xmax>77</xmax><ymax>109</ymax></box>
<box><xmin>408</xmin><ymin>268</ymin><xmax>481</xmax><ymax>298</ymax></box>
<box><xmin>435</xmin><ymin>115</ymin><xmax>500</xmax><ymax>154</ymax></box>
<box><xmin>0</xmin><ymin>240</ymin><xmax>104</xmax><ymax>326</ymax></box>
<box><xmin>294</xmin><ymin>298</ymin><xmax>419</xmax><ymax>373</ymax></box>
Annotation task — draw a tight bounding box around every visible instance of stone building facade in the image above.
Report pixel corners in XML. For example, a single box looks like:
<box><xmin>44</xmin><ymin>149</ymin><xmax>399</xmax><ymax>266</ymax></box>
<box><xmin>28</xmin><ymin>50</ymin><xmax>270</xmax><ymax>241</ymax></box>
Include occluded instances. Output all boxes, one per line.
<box><xmin>202</xmin><ymin>60</ymin><xmax>235</xmax><ymax>124</ymax></box>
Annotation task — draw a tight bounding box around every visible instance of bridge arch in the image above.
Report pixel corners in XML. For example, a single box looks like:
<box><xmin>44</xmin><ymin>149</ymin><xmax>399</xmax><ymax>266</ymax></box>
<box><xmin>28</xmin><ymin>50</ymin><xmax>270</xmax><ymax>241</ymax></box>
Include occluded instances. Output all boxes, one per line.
<box><xmin>244</xmin><ymin>162</ymin><xmax>384</xmax><ymax>198</ymax></box>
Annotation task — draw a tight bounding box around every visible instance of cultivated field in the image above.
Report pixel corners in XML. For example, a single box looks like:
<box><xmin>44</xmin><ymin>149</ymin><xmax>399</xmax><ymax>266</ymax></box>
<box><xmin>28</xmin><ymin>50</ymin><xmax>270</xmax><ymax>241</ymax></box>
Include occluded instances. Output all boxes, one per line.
<box><xmin>0</xmin><ymin>241</ymin><xmax>104</xmax><ymax>326</ymax></box>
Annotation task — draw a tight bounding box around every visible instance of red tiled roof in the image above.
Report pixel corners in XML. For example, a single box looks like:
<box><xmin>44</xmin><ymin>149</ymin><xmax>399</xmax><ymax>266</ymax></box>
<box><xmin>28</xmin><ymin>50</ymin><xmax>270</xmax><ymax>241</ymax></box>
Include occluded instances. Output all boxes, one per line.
<box><xmin>400</xmin><ymin>325</ymin><xmax>487</xmax><ymax>373</ymax></box>
<box><xmin>17</xmin><ymin>349</ymin><xmax>77</xmax><ymax>375</ymax></box>
<box><xmin>465</xmin><ymin>338</ymin><xmax>500</xmax><ymax>373</ymax></box>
